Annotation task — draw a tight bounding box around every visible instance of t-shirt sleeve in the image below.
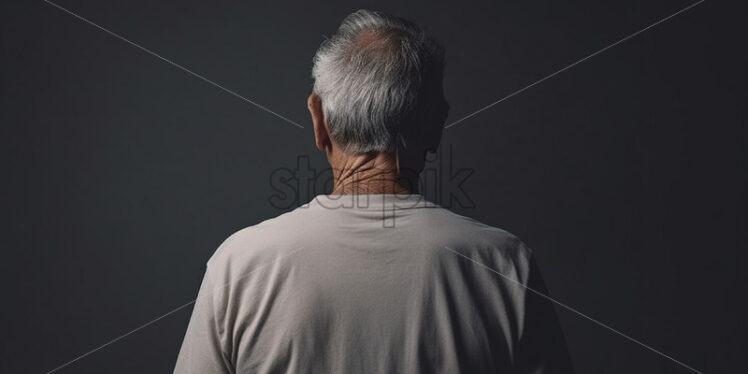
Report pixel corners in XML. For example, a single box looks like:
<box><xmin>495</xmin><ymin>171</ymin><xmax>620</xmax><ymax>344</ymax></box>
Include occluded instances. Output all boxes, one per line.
<box><xmin>513</xmin><ymin>254</ymin><xmax>575</xmax><ymax>374</ymax></box>
<box><xmin>174</xmin><ymin>265</ymin><xmax>232</xmax><ymax>374</ymax></box>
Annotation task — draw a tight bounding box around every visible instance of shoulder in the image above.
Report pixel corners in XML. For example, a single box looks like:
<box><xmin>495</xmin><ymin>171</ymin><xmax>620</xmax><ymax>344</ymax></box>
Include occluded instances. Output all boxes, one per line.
<box><xmin>422</xmin><ymin>207</ymin><xmax>534</xmax><ymax>283</ymax></box>
<box><xmin>422</xmin><ymin>207</ymin><xmax>532</xmax><ymax>256</ymax></box>
<box><xmin>205</xmin><ymin>207</ymin><xmax>312</xmax><ymax>272</ymax></box>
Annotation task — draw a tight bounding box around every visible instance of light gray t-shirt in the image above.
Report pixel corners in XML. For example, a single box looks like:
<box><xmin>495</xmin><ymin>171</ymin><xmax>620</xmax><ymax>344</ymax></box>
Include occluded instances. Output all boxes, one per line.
<box><xmin>175</xmin><ymin>194</ymin><xmax>573</xmax><ymax>373</ymax></box>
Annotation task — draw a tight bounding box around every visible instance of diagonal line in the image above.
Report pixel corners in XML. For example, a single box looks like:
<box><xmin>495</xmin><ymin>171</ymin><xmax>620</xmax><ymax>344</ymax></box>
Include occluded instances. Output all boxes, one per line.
<box><xmin>44</xmin><ymin>300</ymin><xmax>197</xmax><ymax>374</ymax></box>
<box><xmin>444</xmin><ymin>0</ymin><xmax>704</xmax><ymax>130</ymax></box>
<box><xmin>43</xmin><ymin>0</ymin><xmax>305</xmax><ymax>129</ymax></box>
<box><xmin>46</xmin><ymin>247</ymin><xmax>305</xmax><ymax>374</ymax></box>
<box><xmin>443</xmin><ymin>246</ymin><xmax>703</xmax><ymax>374</ymax></box>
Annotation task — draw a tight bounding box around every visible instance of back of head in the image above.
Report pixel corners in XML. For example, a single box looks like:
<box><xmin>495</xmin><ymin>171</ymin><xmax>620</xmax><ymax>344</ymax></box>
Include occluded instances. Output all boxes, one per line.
<box><xmin>312</xmin><ymin>10</ymin><xmax>448</xmax><ymax>155</ymax></box>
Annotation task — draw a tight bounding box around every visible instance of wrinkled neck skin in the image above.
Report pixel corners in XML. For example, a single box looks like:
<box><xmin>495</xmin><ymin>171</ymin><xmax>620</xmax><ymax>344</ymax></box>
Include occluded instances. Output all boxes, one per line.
<box><xmin>328</xmin><ymin>151</ymin><xmax>417</xmax><ymax>195</ymax></box>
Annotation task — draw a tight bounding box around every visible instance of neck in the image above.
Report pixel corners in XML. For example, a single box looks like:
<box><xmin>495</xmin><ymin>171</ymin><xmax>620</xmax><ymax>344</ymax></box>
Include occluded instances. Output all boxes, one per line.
<box><xmin>330</xmin><ymin>152</ymin><xmax>413</xmax><ymax>195</ymax></box>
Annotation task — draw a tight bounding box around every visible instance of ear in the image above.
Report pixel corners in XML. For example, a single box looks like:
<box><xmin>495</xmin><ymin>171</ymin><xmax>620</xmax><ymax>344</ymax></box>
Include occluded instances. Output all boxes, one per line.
<box><xmin>308</xmin><ymin>93</ymin><xmax>331</xmax><ymax>152</ymax></box>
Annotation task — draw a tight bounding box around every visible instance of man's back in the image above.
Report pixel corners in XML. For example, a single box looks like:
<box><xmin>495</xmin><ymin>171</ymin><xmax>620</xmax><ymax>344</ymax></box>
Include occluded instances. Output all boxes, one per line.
<box><xmin>175</xmin><ymin>194</ymin><xmax>572</xmax><ymax>373</ymax></box>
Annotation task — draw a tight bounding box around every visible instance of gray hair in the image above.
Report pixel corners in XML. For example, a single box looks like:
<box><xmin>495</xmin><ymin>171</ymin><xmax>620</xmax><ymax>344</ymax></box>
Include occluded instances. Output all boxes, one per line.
<box><xmin>312</xmin><ymin>10</ymin><xmax>446</xmax><ymax>154</ymax></box>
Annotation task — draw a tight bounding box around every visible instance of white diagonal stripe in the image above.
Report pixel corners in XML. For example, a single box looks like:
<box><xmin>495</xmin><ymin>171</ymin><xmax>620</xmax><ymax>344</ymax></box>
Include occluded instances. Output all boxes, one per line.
<box><xmin>46</xmin><ymin>247</ymin><xmax>305</xmax><ymax>373</ymax></box>
<box><xmin>445</xmin><ymin>0</ymin><xmax>704</xmax><ymax>129</ymax></box>
<box><xmin>443</xmin><ymin>246</ymin><xmax>702</xmax><ymax>373</ymax></box>
<box><xmin>43</xmin><ymin>0</ymin><xmax>305</xmax><ymax>129</ymax></box>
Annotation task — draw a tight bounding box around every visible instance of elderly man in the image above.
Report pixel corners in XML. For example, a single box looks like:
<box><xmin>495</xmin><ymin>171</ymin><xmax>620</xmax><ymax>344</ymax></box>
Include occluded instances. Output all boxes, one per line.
<box><xmin>175</xmin><ymin>9</ymin><xmax>573</xmax><ymax>374</ymax></box>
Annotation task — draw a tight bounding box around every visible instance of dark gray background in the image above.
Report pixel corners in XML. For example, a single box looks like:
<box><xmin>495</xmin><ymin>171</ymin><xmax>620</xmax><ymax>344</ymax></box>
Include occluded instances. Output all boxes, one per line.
<box><xmin>2</xmin><ymin>0</ymin><xmax>746</xmax><ymax>373</ymax></box>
